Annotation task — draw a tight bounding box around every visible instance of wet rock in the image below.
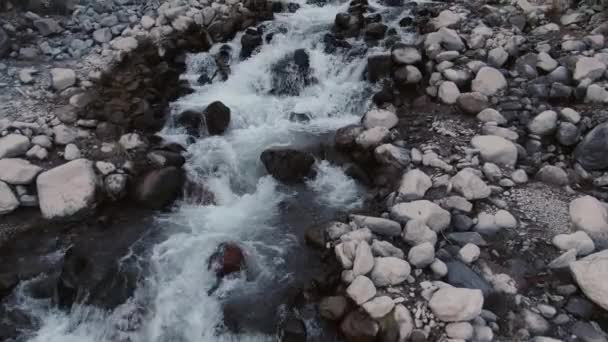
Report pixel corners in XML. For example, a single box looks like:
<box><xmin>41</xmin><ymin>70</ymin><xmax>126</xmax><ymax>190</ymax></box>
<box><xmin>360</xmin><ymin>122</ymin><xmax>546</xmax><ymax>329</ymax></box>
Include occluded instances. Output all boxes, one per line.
<box><xmin>356</xmin><ymin>127</ymin><xmax>390</xmax><ymax>148</ymax></box>
<box><xmin>445</xmin><ymin>260</ymin><xmax>493</xmax><ymax>295</ymax></box>
<box><xmin>362</xmin><ymin>109</ymin><xmax>398</xmax><ymax>129</ymax></box>
<box><xmin>471</xmin><ymin>135</ymin><xmax>518</xmax><ymax>168</ymax></box>
<box><xmin>368</xmin><ymin>54</ymin><xmax>393</xmax><ymax>82</ymax></box>
<box><xmin>176</xmin><ymin>110</ymin><xmax>204</xmax><ymax>137</ymax></box>
<box><xmin>365</xmin><ymin>23</ymin><xmax>387</xmax><ymax>40</ymax></box>
<box><xmin>536</xmin><ymin>165</ymin><xmax>569</xmax><ymax>186</ymax></box>
<box><xmin>408</xmin><ymin>242</ymin><xmax>435</xmax><ymax>268</ymax></box>
<box><xmin>457</xmin><ymin>92</ymin><xmax>489</xmax><ymax>114</ymax></box>
<box><xmin>134</xmin><ymin>167</ymin><xmax>185</xmax><ymax>209</ymax></box>
<box><xmin>208</xmin><ymin>242</ymin><xmax>245</xmax><ymax>277</ymax></box>
<box><xmin>0</xmin><ymin>158</ymin><xmax>42</xmax><ymax>185</ymax></box>
<box><xmin>0</xmin><ymin>181</ymin><xmax>19</xmax><ymax>215</ymax></box>
<box><xmin>451</xmin><ymin>169</ymin><xmax>491</xmax><ymax>200</ymax></box>
<box><xmin>374</xmin><ymin>144</ymin><xmax>410</xmax><ymax>168</ymax></box>
<box><xmin>394</xmin><ymin>65</ymin><xmax>422</xmax><ymax>85</ymax></box>
<box><xmin>281</xmin><ymin>317</ymin><xmax>306</xmax><ymax>342</ymax></box>
<box><xmin>424</xmin><ymin>27</ymin><xmax>465</xmax><ymax>51</ymax></box>
<box><xmin>574</xmin><ymin>122</ymin><xmax>608</xmax><ymax>170</ymax></box>
<box><xmin>104</xmin><ymin>174</ymin><xmax>128</xmax><ymax>200</ymax></box>
<box><xmin>205</xmin><ymin>101</ymin><xmax>231</xmax><ymax>135</ymax></box>
<box><xmin>570</xmin><ymin>249</ymin><xmax>608</xmax><ymax>311</ymax></box>
<box><xmin>0</xmin><ymin>134</ymin><xmax>31</xmax><ymax>158</ymax></box>
<box><xmin>0</xmin><ymin>27</ymin><xmax>9</xmax><ymax>57</ymax></box>
<box><xmin>397</xmin><ymin>169</ymin><xmax>431</xmax><ymax>201</ymax></box>
<box><xmin>271</xmin><ymin>49</ymin><xmax>313</xmax><ymax>95</ymax></box>
<box><xmin>471</xmin><ymin>67</ymin><xmax>507</xmax><ymax>96</ymax></box>
<box><xmin>347</xmin><ymin>275</ymin><xmax>376</xmax><ymax>304</ymax></box>
<box><xmin>370</xmin><ymin>257</ymin><xmax>411</xmax><ymax>287</ymax></box>
<box><xmin>37</xmin><ymin>159</ymin><xmax>97</xmax><ymax>219</ymax></box>
<box><xmin>50</xmin><ymin>68</ymin><xmax>76</xmax><ymax>91</ymax></box>
<box><xmin>429</xmin><ymin>287</ymin><xmax>484</xmax><ymax>322</ymax></box>
<box><xmin>391</xmin><ymin>200</ymin><xmax>451</xmax><ymax>232</ymax></box>
<box><xmin>260</xmin><ymin>149</ymin><xmax>315</xmax><ymax>183</ymax></box>
<box><xmin>319</xmin><ymin>296</ymin><xmax>348</xmax><ymax>320</ymax></box>
<box><xmin>430</xmin><ymin>10</ymin><xmax>460</xmax><ymax>29</ymax></box>
<box><xmin>241</xmin><ymin>30</ymin><xmax>263</xmax><ymax>59</ymax></box>
<box><xmin>340</xmin><ymin>310</ymin><xmax>379</xmax><ymax>342</ymax></box>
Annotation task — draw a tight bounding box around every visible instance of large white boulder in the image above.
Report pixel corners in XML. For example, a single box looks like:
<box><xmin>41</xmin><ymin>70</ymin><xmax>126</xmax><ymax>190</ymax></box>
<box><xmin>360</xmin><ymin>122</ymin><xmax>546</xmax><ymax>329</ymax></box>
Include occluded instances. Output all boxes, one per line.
<box><xmin>353</xmin><ymin>241</ymin><xmax>375</xmax><ymax>276</ymax></box>
<box><xmin>428</xmin><ymin>287</ymin><xmax>484</xmax><ymax>322</ymax></box>
<box><xmin>471</xmin><ymin>135</ymin><xmax>518</xmax><ymax>168</ymax></box>
<box><xmin>451</xmin><ymin>169</ymin><xmax>491</xmax><ymax>200</ymax></box>
<box><xmin>390</xmin><ymin>200</ymin><xmax>451</xmax><ymax>232</ymax></box>
<box><xmin>370</xmin><ymin>257</ymin><xmax>411</xmax><ymax>287</ymax></box>
<box><xmin>36</xmin><ymin>159</ymin><xmax>98</xmax><ymax>219</ymax></box>
<box><xmin>346</xmin><ymin>275</ymin><xmax>376</xmax><ymax>305</ymax></box>
<box><xmin>570</xmin><ymin>249</ymin><xmax>608</xmax><ymax>311</ymax></box>
<box><xmin>0</xmin><ymin>158</ymin><xmax>43</xmax><ymax>185</ymax></box>
<box><xmin>398</xmin><ymin>169</ymin><xmax>432</xmax><ymax>201</ymax></box>
<box><xmin>569</xmin><ymin>196</ymin><xmax>608</xmax><ymax>246</ymax></box>
<box><xmin>0</xmin><ymin>134</ymin><xmax>31</xmax><ymax>158</ymax></box>
<box><xmin>0</xmin><ymin>181</ymin><xmax>19</xmax><ymax>215</ymax></box>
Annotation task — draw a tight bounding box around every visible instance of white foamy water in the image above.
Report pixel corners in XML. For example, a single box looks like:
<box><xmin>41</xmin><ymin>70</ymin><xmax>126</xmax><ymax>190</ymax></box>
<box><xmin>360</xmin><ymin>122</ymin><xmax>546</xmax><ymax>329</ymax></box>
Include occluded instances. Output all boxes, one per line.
<box><xmin>10</xmin><ymin>0</ymin><xmax>415</xmax><ymax>340</ymax></box>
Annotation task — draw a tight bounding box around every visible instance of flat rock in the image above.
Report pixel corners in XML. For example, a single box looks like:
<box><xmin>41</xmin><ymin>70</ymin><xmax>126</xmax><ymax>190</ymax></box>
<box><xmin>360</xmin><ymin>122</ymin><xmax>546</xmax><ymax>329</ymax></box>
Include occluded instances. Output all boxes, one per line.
<box><xmin>0</xmin><ymin>158</ymin><xmax>42</xmax><ymax>185</ymax></box>
<box><xmin>0</xmin><ymin>134</ymin><xmax>31</xmax><ymax>158</ymax></box>
<box><xmin>351</xmin><ymin>215</ymin><xmax>401</xmax><ymax>237</ymax></box>
<box><xmin>428</xmin><ymin>287</ymin><xmax>484</xmax><ymax>322</ymax></box>
<box><xmin>36</xmin><ymin>159</ymin><xmax>97</xmax><ymax>219</ymax></box>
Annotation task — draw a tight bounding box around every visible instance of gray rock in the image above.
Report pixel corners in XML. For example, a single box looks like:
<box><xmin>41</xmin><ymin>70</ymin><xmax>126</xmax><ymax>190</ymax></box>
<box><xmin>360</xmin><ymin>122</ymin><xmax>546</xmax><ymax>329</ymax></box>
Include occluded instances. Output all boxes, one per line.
<box><xmin>553</xmin><ymin>231</ymin><xmax>595</xmax><ymax>256</ymax></box>
<box><xmin>438</xmin><ymin>81</ymin><xmax>460</xmax><ymax>104</ymax></box>
<box><xmin>557</xmin><ymin>122</ymin><xmax>580</xmax><ymax>146</ymax></box>
<box><xmin>537</xmin><ymin>52</ymin><xmax>558</xmax><ymax>72</ymax></box>
<box><xmin>0</xmin><ymin>134</ymin><xmax>31</xmax><ymax>158</ymax></box>
<box><xmin>446</xmin><ymin>260</ymin><xmax>493</xmax><ymax>295</ymax></box>
<box><xmin>370</xmin><ymin>257</ymin><xmax>411</xmax><ymax>287</ymax></box>
<box><xmin>33</xmin><ymin>18</ymin><xmax>62</xmax><ymax>36</ymax></box>
<box><xmin>430</xmin><ymin>10</ymin><xmax>460</xmax><ymax>29</ymax></box>
<box><xmin>457</xmin><ymin>92</ymin><xmax>489</xmax><ymax>114</ymax></box>
<box><xmin>362</xmin><ymin>296</ymin><xmax>394</xmax><ymax>319</ymax></box>
<box><xmin>398</xmin><ymin>169</ymin><xmax>431</xmax><ymax>201</ymax></box>
<box><xmin>374</xmin><ymin>144</ymin><xmax>410</xmax><ymax>168</ymax></box>
<box><xmin>458</xmin><ymin>243</ymin><xmax>480</xmax><ymax>264</ymax></box>
<box><xmin>402</xmin><ymin>220</ymin><xmax>437</xmax><ymax>246</ymax></box>
<box><xmin>356</xmin><ymin>127</ymin><xmax>390</xmax><ymax>148</ymax></box>
<box><xmin>574</xmin><ymin>57</ymin><xmax>606</xmax><ymax>82</ymax></box>
<box><xmin>428</xmin><ymin>287</ymin><xmax>484</xmax><ymax>322</ymax></box>
<box><xmin>64</xmin><ymin>143</ymin><xmax>81</xmax><ymax>161</ymax></box>
<box><xmin>570</xmin><ymin>195</ymin><xmax>608</xmax><ymax>247</ymax></box>
<box><xmin>53</xmin><ymin>124</ymin><xmax>78</xmax><ymax>145</ymax></box>
<box><xmin>93</xmin><ymin>28</ymin><xmax>113</xmax><ymax>43</ymax></box>
<box><xmin>574</xmin><ymin>122</ymin><xmax>608</xmax><ymax>170</ymax></box>
<box><xmin>570</xmin><ymin>249</ymin><xmax>608</xmax><ymax>311</ymax></box>
<box><xmin>471</xmin><ymin>67</ymin><xmax>507</xmax><ymax>96</ymax></box>
<box><xmin>495</xmin><ymin>210</ymin><xmax>517</xmax><ymax>229</ymax></box>
<box><xmin>353</xmin><ymin>241</ymin><xmax>375</xmax><ymax>276</ymax></box>
<box><xmin>0</xmin><ymin>181</ymin><xmax>19</xmax><ymax>215</ymax></box>
<box><xmin>0</xmin><ymin>158</ymin><xmax>42</xmax><ymax>185</ymax></box>
<box><xmin>50</xmin><ymin>68</ymin><xmax>76</xmax><ymax>91</ymax></box>
<box><xmin>524</xmin><ymin>309</ymin><xmax>550</xmax><ymax>335</ymax></box>
<box><xmin>346</xmin><ymin>275</ymin><xmax>376</xmax><ymax>305</ymax></box>
<box><xmin>425</xmin><ymin>27</ymin><xmax>465</xmax><ymax>51</ymax></box>
<box><xmin>392</xmin><ymin>45</ymin><xmax>422</xmax><ymax>65</ymax></box>
<box><xmin>477</xmin><ymin>108</ymin><xmax>507</xmax><ymax>124</ymax></box>
<box><xmin>451</xmin><ymin>169</ymin><xmax>491</xmax><ymax>200</ymax></box>
<box><xmin>104</xmin><ymin>174</ymin><xmax>128</xmax><ymax>199</ymax></box>
<box><xmin>408</xmin><ymin>242</ymin><xmax>435</xmax><ymax>268</ymax></box>
<box><xmin>371</xmin><ymin>240</ymin><xmax>404</xmax><ymax>259</ymax></box>
<box><xmin>446</xmin><ymin>322</ymin><xmax>474</xmax><ymax>340</ymax></box>
<box><xmin>351</xmin><ymin>215</ymin><xmax>402</xmax><ymax>237</ymax></box>
<box><xmin>488</xmin><ymin>47</ymin><xmax>508</xmax><ymax>67</ymax></box>
<box><xmin>536</xmin><ymin>165</ymin><xmax>569</xmax><ymax>186</ymax></box>
<box><xmin>431</xmin><ymin>259</ymin><xmax>448</xmax><ymax>277</ymax></box>
<box><xmin>390</xmin><ymin>200</ymin><xmax>451</xmax><ymax>232</ymax></box>
<box><xmin>471</xmin><ymin>135</ymin><xmax>518</xmax><ymax>168</ymax></box>
<box><xmin>362</xmin><ymin>109</ymin><xmax>398</xmax><ymax>129</ymax></box>
<box><xmin>448</xmin><ymin>232</ymin><xmax>488</xmax><ymax>246</ymax></box>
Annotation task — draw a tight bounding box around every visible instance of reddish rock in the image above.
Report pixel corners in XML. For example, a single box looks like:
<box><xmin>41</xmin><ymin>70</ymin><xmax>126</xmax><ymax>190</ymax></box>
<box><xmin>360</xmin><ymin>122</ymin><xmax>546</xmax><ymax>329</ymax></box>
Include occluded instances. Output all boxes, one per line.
<box><xmin>208</xmin><ymin>242</ymin><xmax>245</xmax><ymax>277</ymax></box>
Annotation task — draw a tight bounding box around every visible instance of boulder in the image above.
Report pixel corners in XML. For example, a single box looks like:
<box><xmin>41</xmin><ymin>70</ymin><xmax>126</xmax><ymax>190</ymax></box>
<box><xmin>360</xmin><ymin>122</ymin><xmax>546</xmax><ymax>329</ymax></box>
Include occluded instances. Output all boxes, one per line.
<box><xmin>569</xmin><ymin>196</ymin><xmax>608</xmax><ymax>247</ymax></box>
<box><xmin>574</xmin><ymin>122</ymin><xmax>608</xmax><ymax>170</ymax></box>
<box><xmin>370</xmin><ymin>257</ymin><xmax>411</xmax><ymax>287</ymax></box>
<box><xmin>392</xmin><ymin>45</ymin><xmax>421</xmax><ymax>65</ymax></box>
<box><xmin>451</xmin><ymin>169</ymin><xmax>491</xmax><ymax>200</ymax></box>
<box><xmin>356</xmin><ymin>127</ymin><xmax>390</xmax><ymax>148</ymax></box>
<box><xmin>353</xmin><ymin>241</ymin><xmax>375</xmax><ymax>276</ymax></box>
<box><xmin>402</xmin><ymin>220</ymin><xmax>437</xmax><ymax>246</ymax></box>
<box><xmin>0</xmin><ymin>134</ymin><xmax>30</xmax><ymax>158</ymax></box>
<box><xmin>374</xmin><ymin>144</ymin><xmax>410</xmax><ymax>168</ymax></box>
<box><xmin>477</xmin><ymin>108</ymin><xmax>506</xmax><ymax>125</ymax></box>
<box><xmin>371</xmin><ymin>240</ymin><xmax>404</xmax><ymax>259</ymax></box>
<box><xmin>176</xmin><ymin>110</ymin><xmax>204</xmax><ymax>137</ymax></box>
<box><xmin>204</xmin><ymin>101</ymin><xmax>231</xmax><ymax>135</ymax></box>
<box><xmin>573</xmin><ymin>57</ymin><xmax>606</xmax><ymax>82</ymax></box>
<box><xmin>362</xmin><ymin>109</ymin><xmax>398</xmax><ymax>129</ymax></box>
<box><xmin>0</xmin><ymin>181</ymin><xmax>19</xmax><ymax>215</ymax></box>
<box><xmin>428</xmin><ymin>287</ymin><xmax>484</xmax><ymax>322</ymax></box>
<box><xmin>553</xmin><ymin>231</ymin><xmax>595</xmax><ymax>256</ymax></box>
<box><xmin>36</xmin><ymin>159</ymin><xmax>97</xmax><ymax>219</ymax></box>
<box><xmin>134</xmin><ymin>167</ymin><xmax>185</xmax><ymax>209</ymax></box>
<box><xmin>471</xmin><ymin>135</ymin><xmax>518</xmax><ymax>168</ymax></box>
<box><xmin>397</xmin><ymin>169</ymin><xmax>432</xmax><ymax>201</ymax></box>
<box><xmin>390</xmin><ymin>200</ymin><xmax>451</xmax><ymax>232</ymax></box>
<box><xmin>536</xmin><ymin>165</ymin><xmax>569</xmax><ymax>186</ymax></box>
<box><xmin>425</xmin><ymin>27</ymin><xmax>465</xmax><ymax>51</ymax></box>
<box><xmin>0</xmin><ymin>158</ymin><xmax>42</xmax><ymax>185</ymax></box>
<box><xmin>347</xmin><ymin>275</ymin><xmax>376</xmax><ymax>305</ymax></box>
<box><xmin>50</xmin><ymin>68</ymin><xmax>76</xmax><ymax>91</ymax></box>
<box><xmin>33</xmin><ymin>18</ymin><xmax>63</xmax><ymax>36</ymax></box>
<box><xmin>260</xmin><ymin>149</ymin><xmax>315</xmax><ymax>183</ymax></box>
<box><xmin>351</xmin><ymin>215</ymin><xmax>401</xmax><ymax>237</ymax></box>
<box><xmin>408</xmin><ymin>242</ymin><xmax>435</xmax><ymax>268</ymax></box>
<box><xmin>208</xmin><ymin>242</ymin><xmax>245</xmax><ymax>277</ymax></box>
<box><xmin>471</xmin><ymin>67</ymin><xmax>507</xmax><ymax>96</ymax></box>
<box><xmin>430</xmin><ymin>10</ymin><xmax>460</xmax><ymax>29</ymax></box>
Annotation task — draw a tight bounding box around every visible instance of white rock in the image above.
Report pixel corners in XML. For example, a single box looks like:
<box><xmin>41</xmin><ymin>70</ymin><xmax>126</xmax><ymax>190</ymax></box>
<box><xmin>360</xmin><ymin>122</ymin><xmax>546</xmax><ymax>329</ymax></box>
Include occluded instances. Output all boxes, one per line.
<box><xmin>471</xmin><ymin>135</ymin><xmax>518</xmax><ymax>168</ymax></box>
<box><xmin>346</xmin><ymin>275</ymin><xmax>376</xmax><ymax>305</ymax></box>
<box><xmin>511</xmin><ymin>169</ymin><xmax>528</xmax><ymax>184</ymax></box>
<box><xmin>119</xmin><ymin>133</ymin><xmax>146</xmax><ymax>150</ymax></box>
<box><xmin>528</xmin><ymin>110</ymin><xmax>558</xmax><ymax>136</ymax></box>
<box><xmin>488</xmin><ymin>47</ymin><xmax>508</xmax><ymax>67</ymax></box>
<box><xmin>340</xmin><ymin>228</ymin><xmax>373</xmax><ymax>243</ymax></box>
<box><xmin>451</xmin><ymin>169</ymin><xmax>491</xmax><ymax>200</ymax></box>
<box><xmin>390</xmin><ymin>200</ymin><xmax>451</xmax><ymax>232</ymax></box>
<box><xmin>446</xmin><ymin>322</ymin><xmax>474</xmax><ymax>340</ymax></box>
<box><xmin>335</xmin><ymin>241</ymin><xmax>357</xmax><ymax>269</ymax></box>
<box><xmin>32</xmin><ymin>135</ymin><xmax>52</xmax><ymax>149</ymax></box>
<box><xmin>351</xmin><ymin>215</ymin><xmax>402</xmax><ymax>237</ymax></box>
<box><xmin>93</xmin><ymin>28</ymin><xmax>112</xmax><ymax>43</ymax></box>
<box><xmin>474</xmin><ymin>211</ymin><xmax>499</xmax><ymax>234</ymax></box>
<box><xmin>110</xmin><ymin>37</ymin><xmax>138</xmax><ymax>52</ymax></box>
<box><xmin>471</xmin><ymin>67</ymin><xmax>507</xmax><ymax>96</ymax></box>
<box><xmin>438</xmin><ymin>81</ymin><xmax>460</xmax><ymax>104</ymax></box>
<box><xmin>569</xmin><ymin>196</ymin><xmax>608</xmax><ymax>244</ymax></box>
<box><xmin>430</xmin><ymin>258</ymin><xmax>448</xmax><ymax>277</ymax></box>
<box><xmin>95</xmin><ymin>161</ymin><xmax>116</xmax><ymax>175</ymax></box>
<box><xmin>559</xmin><ymin>108</ymin><xmax>581</xmax><ymax>124</ymax></box>
<box><xmin>398</xmin><ymin>169</ymin><xmax>432</xmax><ymax>201</ymax></box>
<box><xmin>392</xmin><ymin>46</ymin><xmax>422</xmax><ymax>65</ymax></box>
<box><xmin>26</xmin><ymin>145</ymin><xmax>48</xmax><ymax>160</ymax></box>
<box><xmin>474</xmin><ymin>326</ymin><xmax>494</xmax><ymax>342</ymax></box>
<box><xmin>428</xmin><ymin>287</ymin><xmax>484</xmax><ymax>322</ymax></box>
<box><xmin>36</xmin><ymin>159</ymin><xmax>97</xmax><ymax>219</ymax></box>
<box><xmin>537</xmin><ymin>52</ymin><xmax>558</xmax><ymax>72</ymax></box>
<box><xmin>482</xmin><ymin>162</ymin><xmax>502</xmax><ymax>181</ymax></box>
<box><xmin>402</xmin><ymin>220</ymin><xmax>438</xmax><ymax>246</ymax></box>
<box><xmin>327</xmin><ymin>221</ymin><xmax>352</xmax><ymax>240</ymax></box>
<box><xmin>393</xmin><ymin>305</ymin><xmax>414</xmax><ymax>341</ymax></box>
<box><xmin>370</xmin><ymin>257</ymin><xmax>411</xmax><ymax>287</ymax></box>
<box><xmin>570</xmin><ymin>249</ymin><xmax>608</xmax><ymax>311</ymax></box>
<box><xmin>64</xmin><ymin>143</ymin><xmax>81</xmax><ymax>161</ymax></box>
<box><xmin>362</xmin><ymin>296</ymin><xmax>395</xmax><ymax>319</ymax></box>
<box><xmin>53</xmin><ymin>124</ymin><xmax>78</xmax><ymax>145</ymax></box>
<box><xmin>0</xmin><ymin>134</ymin><xmax>31</xmax><ymax>158</ymax></box>
<box><xmin>430</xmin><ymin>10</ymin><xmax>460</xmax><ymax>29</ymax></box>
<box><xmin>495</xmin><ymin>210</ymin><xmax>517</xmax><ymax>229</ymax></box>
<box><xmin>552</xmin><ymin>231</ymin><xmax>595</xmax><ymax>256</ymax></box>
<box><xmin>458</xmin><ymin>243</ymin><xmax>480</xmax><ymax>264</ymax></box>
<box><xmin>371</xmin><ymin>240</ymin><xmax>404</xmax><ymax>259</ymax></box>
<box><xmin>356</xmin><ymin>127</ymin><xmax>390</xmax><ymax>148</ymax></box>
<box><xmin>477</xmin><ymin>108</ymin><xmax>506</xmax><ymax>125</ymax></box>
<box><xmin>50</xmin><ymin>68</ymin><xmax>76</xmax><ymax>91</ymax></box>
<box><xmin>363</xmin><ymin>109</ymin><xmax>398</xmax><ymax>129</ymax></box>
<box><xmin>0</xmin><ymin>158</ymin><xmax>42</xmax><ymax>185</ymax></box>
<box><xmin>353</xmin><ymin>241</ymin><xmax>375</xmax><ymax>276</ymax></box>
<box><xmin>0</xmin><ymin>181</ymin><xmax>19</xmax><ymax>215</ymax></box>
<box><xmin>408</xmin><ymin>242</ymin><xmax>435</xmax><ymax>268</ymax></box>
<box><xmin>141</xmin><ymin>15</ymin><xmax>156</xmax><ymax>29</ymax></box>
<box><xmin>574</xmin><ymin>57</ymin><xmax>606</xmax><ymax>82</ymax></box>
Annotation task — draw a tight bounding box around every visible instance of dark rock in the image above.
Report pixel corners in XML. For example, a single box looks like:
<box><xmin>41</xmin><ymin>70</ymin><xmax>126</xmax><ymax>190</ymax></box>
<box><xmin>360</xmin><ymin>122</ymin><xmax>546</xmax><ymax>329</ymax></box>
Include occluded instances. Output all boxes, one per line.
<box><xmin>384</xmin><ymin>0</ymin><xmax>404</xmax><ymax>6</ymax></box>
<box><xmin>241</xmin><ymin>31</ymin><xmax>263</xmax><ymax>58</ymax></box>
<box><xmin>148</xmin><ymin>150</ymin><xmax>186</xmax><ymax>168</ymax></box>
<box><xmin>335</xmin><ymin>13</ymin><xmax>352</xmax><ymax>29</ymax></box>
<box><xmin>260</xmin><ymin>149</ymin><xmax>316</xmax><ymax>183</ymax></box>
<box><xmin>457</xmin><ymin>92</ymin><xmax>489</xmax><ymax>114</ymax></box>
<box><xmin>289</xmin><ymin>112</ymin><xmax>311</xmax><ymax>123</ymax></box>
<box><xmin>548</xmin><ymin>66</ymin><xmax>571</xmax><ymax>84</ymax></box>
<box><xmin>365</xmin><ymin>13</ymin><xmax>382</xmax><ymax>24</ymax></box>
<box><xmin>549</xmin><ymin>82</ymin><xmax>572</xmax><ymax>100</ymax></box>
<box><xmin>305</xmin><ymin>225</ymin><xmax>326</xmax><ymax>249</ymax></box>
<box><xmin>0</xmin><ymin>273</ymin><xmax>18</xmax><ymax>299</ymax></box>
<box><xmin>445</xmin><ymin>260</ymin><xmax>493</xmax><ymax>296</ymax></box>
<box><xmin>556</xmin><ymin>122</ymin><xmax>579</xmax><ymax>146</ymax></box>
<box><xmin>399</xmin><ymin>16</ymin><xmax>414</xmax><ymax>27</ymax></box>
<box><xmin>447</xmin><ymin>232</ymin><xmax>488</xmax><ymax>246</ymax></box>
<box><xmin>95</xmin><ymin>122</ymin><xmax>123</xmax><ymax>142</ymax></box>
<box><xmin>208</xmin><ymin>19</ymin><xmax>239</xmax><ymax>42</ymax></box>
<box><xmin>367</xmin><ymin>54</ymin><xmax>393</xmax><ymax>82</ymax></box>
<box><xmin>319</xmin><ymin>296</ymin><xmax>348</xmax><ymax>320</ymax></box>
<box><xmin>134</xmin><ymin>167</ymin><xmax>185</xmax><ymax>209</ymax></box>
<box><xmin>372</xmin><ymin>86</ymin><xmax>394</xmax><ymax>105</ymax></box>
<box><xmin>509</xmin><ymin>14</ymin><xmax>526</xmax><ymax>31</ymax></box>
<box><xmin>198</xmin><ymin>72</ymin><xmax>213</xmax><ymax>85</ymax></box>
<box><xmin>208</xmin><ymin>242</ymin><xmax>245</xmax><ymax>277</ymax></box>
<box><xmin>340</xmin><ymin>310</ymin><xmax>379</xmax><ymax>342</ymax></box>
<box><xmin>176</xmin><ymin>109</ymin><xmax>204</xmax><ymax>137</ymax></box>
<box><xmin>204</xmin><ymin>101</ymin><xmax>231</xmax><ymax>135</ymax></box>
<box><xmin>323</xmin><ymin>33</ymin><xmax>352</xmax><ymax>53</ymax></box>
<box><xmin>526</xmin><ymin>84</ymin><xmax>549</xmax><ymax>98</ymax></box>
<box><xmin>335</xmin><ymin>124</ymin><xmax>364</xmax><ymax>150</ymax></box>
<box><xmin>452</xmin><ymin>214</ymin><xmax>474</xmax><ymax>231</ymax></box>
<box><xmin>365</xmin><ymin>23</ymin><xmax>387</xmax><ymax>39</ymax></box>
<box><xmin>270</xmin><ymin>49</ymin><xmax>314</xmax><ymax>95</ymax></box>
<box><xmin>575</xmin><ymin>122</ymin><xmax>608</xmax><ymax>170</ymax></box>
<box><xmin>287</xmin><ymin>2</ymin><xmax>300</xmax><ymax>12</ymax></box>
<box><xmin>281</xmin><ymin>317</ymin><xmax>307</xmax><ymax>342</ymax></box>
<box><xmin>565</xmin><ymin>296</ymin><xmax>594</xmax><ymax>319</ymax></box>
<box><xmin>571</xmin><ymin>321</ymin><xmax>608</xmax><ymax>342</ymax></box>
<box><xmin>0</xmin><ymin>27</ymin><xmax>10</xmax><ymax>57</ymax></box>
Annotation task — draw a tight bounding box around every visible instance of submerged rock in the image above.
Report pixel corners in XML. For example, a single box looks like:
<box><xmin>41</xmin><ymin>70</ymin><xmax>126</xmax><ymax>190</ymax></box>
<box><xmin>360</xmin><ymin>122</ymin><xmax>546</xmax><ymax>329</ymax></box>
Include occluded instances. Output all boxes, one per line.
<box><xmin>260</xmin><ymin>149</ymin><xmax>315</xmax><ymax>183</ymax></box>
<box><xmin>134</xmin><ymin>167</ymin><xmax>185</xmax><ymax>209</ymax></box>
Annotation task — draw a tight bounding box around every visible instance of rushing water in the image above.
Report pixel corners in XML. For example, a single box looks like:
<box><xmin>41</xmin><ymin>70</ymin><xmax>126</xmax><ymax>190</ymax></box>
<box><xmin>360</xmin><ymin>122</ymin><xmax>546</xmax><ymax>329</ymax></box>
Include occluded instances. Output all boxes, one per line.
<box><xmin>3</xmin><ymin>0</ymin><xmax>415</xmax><ymax>341</ymax></box>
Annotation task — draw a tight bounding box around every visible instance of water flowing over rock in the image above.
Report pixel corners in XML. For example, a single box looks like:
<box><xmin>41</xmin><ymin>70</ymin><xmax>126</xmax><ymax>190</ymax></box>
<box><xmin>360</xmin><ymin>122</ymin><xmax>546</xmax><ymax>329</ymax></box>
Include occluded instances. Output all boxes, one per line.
<box><xmin>208</xmin><ymin>242</ymin><xmax>246</xmax><ymax>277</ymax></box>
<box><xmin>134</xmin><ymin>167</ymin><xmax>185</xmax><ymax>209</ymax></box>
<box><xmin>260</xmin><ymin>148</ymin><xmax>316</xmax><ymax>183</ymax></box>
